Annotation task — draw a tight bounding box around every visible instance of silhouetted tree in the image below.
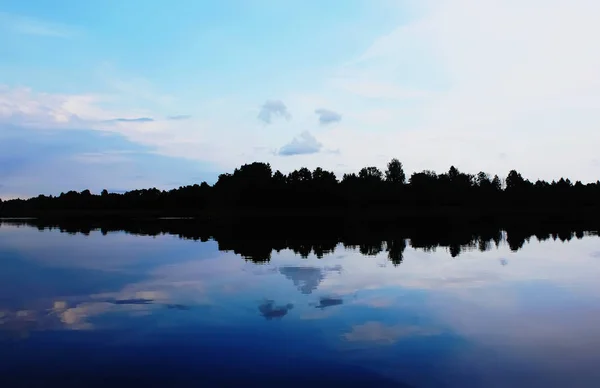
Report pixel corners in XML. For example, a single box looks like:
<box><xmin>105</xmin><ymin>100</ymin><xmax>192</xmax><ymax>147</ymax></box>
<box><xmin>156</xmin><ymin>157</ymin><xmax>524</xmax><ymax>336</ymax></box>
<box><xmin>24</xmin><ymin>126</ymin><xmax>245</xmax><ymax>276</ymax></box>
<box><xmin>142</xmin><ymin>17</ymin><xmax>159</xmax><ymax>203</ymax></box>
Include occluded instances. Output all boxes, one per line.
<box><xmin>359</xmin><ymin>167</ymin><xmax>383</xmax><ymax>183</ymax></box>
<box><xmin>476</xmin><ymin>172</ymin><xmax>491</xmax><ymax>187</ymax></box>
<box><xmin>385</xmin><ymin>158</ymin><xmax>406</xmax><ymax>184</ymax></box>
<box><xmin>1</xmin><ymin>160</ymin><xmax>600</xmax><ymax>219</ymax></box>
<box><xmin>506</xmin><ymin>170</ymin><xmax>527</xmax><ymax>191</ymax></box>
<box><xmin>491</xmin><ymin>175</ymin><xmax>502</xmax><ymax>191</ymax></box>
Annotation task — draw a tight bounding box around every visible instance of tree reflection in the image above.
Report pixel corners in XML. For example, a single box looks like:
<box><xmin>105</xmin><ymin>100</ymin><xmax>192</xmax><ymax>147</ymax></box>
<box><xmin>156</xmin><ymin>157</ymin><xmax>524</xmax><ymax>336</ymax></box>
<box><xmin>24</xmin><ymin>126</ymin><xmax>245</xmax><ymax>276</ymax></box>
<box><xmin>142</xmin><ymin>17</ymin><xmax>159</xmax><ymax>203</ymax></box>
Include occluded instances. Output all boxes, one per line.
<box><xmin>3</xmin><ymin>218</ymin><xmax>598</xmax><ymax>264</ymax></box>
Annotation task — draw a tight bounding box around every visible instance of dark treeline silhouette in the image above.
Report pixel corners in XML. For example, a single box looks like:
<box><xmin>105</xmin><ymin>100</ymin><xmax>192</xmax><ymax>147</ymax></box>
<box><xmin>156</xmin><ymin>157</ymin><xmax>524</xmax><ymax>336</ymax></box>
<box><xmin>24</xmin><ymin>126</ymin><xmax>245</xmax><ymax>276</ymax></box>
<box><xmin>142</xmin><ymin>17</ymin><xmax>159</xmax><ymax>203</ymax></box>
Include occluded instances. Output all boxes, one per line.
<box><xmin>3</xmin><ymin>217</ymin><xmax>598</xmax><ymax>265</ymax></box>
<box><xmin>2</xmin><ymin>159</ymin><xmax>600</xmax><ymax>218</ymax></box>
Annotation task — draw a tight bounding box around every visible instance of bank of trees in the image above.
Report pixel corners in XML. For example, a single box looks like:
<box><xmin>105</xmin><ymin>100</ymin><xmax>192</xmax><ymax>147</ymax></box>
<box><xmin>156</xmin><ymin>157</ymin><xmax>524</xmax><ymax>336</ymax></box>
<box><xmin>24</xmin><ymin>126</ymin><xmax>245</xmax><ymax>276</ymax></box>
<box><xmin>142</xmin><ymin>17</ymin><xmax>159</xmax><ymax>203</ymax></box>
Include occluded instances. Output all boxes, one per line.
<box><xmin>2</xmin><ymin>159</ymin><xmax>600</xmax><ymax>216</ymax></box>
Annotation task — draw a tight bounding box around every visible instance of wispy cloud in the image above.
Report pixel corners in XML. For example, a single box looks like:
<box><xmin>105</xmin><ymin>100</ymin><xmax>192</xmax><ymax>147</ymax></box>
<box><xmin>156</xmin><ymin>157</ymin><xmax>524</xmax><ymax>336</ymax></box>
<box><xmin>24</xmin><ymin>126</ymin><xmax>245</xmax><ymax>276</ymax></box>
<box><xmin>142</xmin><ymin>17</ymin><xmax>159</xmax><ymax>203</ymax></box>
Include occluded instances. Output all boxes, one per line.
<box><xmin>0</xmin><ymin>12</ymin><xmax>79</xmax><ymax>38</ymax></box>
<box><xmin>105</xmin><ymin>117</ymin><xmax>154</xmax><ymax>123</ymax></box>
<box><xmin>258</xmin><ymin>100</ymin><xmax>291</xmax><ymax>124</ymax></box>
<box><xmin>167</xmin><ymin>115</ymin><xmax>192</xmax><ymax>121</ymax></box>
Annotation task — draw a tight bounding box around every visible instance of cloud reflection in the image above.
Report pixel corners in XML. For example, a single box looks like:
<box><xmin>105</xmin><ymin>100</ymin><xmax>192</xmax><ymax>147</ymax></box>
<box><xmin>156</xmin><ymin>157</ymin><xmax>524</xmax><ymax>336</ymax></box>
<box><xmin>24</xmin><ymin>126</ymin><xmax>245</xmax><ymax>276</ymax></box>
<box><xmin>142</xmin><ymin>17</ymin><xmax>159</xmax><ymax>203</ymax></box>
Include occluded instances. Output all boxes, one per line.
<box><xmin>258</xmin><ymin>300</ymin><xmax>294</xmax><ymax>320</ymax></box>
<box><xmin>279</xmin><ymin>265</ymin><xmax>342</xmax><ymax>294</ymax></box>
<box><xmin>343</xmin><ymin>322</ymin><xmax>441</xmax><ymax>345</ymax></box>
<box><xmin>315</xmin><ymin>297</ymin><xmax>344</xmax><ymax>309</ymax></box>
<box><xmin>0</xmin><ymin>289</ymin><xmax>193</xmax><ymax>334</ymax></box>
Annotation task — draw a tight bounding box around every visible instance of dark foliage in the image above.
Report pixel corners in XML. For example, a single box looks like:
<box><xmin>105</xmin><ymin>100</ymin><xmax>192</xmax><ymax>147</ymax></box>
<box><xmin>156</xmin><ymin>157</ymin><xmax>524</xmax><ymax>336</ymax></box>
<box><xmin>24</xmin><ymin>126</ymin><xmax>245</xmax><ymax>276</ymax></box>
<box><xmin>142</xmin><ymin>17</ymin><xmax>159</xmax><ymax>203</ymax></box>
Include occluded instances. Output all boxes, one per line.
<box><xmin>1</xmin><ymin>160</ymin><xmax>600</xmax><ymax>217</ymax></box>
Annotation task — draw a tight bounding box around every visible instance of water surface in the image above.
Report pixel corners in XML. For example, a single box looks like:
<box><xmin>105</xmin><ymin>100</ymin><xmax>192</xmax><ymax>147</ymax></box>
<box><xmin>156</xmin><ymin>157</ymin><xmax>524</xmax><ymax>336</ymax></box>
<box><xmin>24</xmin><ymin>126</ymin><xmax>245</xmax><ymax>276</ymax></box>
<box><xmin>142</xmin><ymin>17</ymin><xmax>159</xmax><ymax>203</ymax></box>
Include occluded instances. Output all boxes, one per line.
<box><xmin>1</xmin><ymin>221</ymin><xmax>600</xmax><ymax>387</ymax></box>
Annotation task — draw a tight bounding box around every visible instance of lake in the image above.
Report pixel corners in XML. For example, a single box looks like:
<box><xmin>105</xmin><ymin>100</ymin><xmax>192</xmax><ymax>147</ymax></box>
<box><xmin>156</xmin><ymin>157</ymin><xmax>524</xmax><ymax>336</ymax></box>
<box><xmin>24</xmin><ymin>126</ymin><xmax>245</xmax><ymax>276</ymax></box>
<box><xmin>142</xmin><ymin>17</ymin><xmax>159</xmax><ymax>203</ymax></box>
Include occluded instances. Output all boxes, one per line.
<box><xmin>1</xmin><ymin>219</ymin><xmax>600</xmax><ymax>387</ymax></box>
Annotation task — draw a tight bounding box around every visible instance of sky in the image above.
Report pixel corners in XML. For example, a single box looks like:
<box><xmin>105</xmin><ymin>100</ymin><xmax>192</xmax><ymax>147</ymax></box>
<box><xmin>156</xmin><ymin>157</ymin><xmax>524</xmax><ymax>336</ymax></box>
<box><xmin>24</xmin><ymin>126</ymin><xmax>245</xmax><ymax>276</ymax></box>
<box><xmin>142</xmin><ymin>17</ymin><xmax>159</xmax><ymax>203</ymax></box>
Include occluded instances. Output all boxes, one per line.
<box><xmin>1</xmin><ymin>0</ymin><xmax>599</xmax><ymax>198</ymax></box>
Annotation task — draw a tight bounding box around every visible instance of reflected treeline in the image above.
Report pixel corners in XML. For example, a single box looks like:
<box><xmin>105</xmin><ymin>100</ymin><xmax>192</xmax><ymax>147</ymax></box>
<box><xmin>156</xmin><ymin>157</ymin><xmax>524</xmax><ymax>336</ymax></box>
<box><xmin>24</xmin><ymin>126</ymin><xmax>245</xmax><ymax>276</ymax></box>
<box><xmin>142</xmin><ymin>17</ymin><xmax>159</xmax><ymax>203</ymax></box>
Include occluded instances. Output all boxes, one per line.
<box><xmin>2</xmin><ymin>217</ymin><xmax>598</xmax><ymax>264</ymax></box>
<box><xmin>2</xmin><ymin>160</ymin><xmax>600</xmax><ymax>217</ymax></box>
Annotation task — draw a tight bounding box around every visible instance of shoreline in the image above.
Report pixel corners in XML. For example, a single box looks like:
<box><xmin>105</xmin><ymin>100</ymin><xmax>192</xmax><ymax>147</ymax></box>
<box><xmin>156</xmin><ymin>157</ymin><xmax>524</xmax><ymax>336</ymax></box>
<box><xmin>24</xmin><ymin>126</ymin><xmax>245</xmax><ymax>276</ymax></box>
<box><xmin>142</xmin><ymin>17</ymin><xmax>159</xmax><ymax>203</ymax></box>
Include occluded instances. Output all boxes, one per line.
<box><xmin>2</xmin><ymin>205</ymin><xmax>600</xmax><ymax>220</ymax></box>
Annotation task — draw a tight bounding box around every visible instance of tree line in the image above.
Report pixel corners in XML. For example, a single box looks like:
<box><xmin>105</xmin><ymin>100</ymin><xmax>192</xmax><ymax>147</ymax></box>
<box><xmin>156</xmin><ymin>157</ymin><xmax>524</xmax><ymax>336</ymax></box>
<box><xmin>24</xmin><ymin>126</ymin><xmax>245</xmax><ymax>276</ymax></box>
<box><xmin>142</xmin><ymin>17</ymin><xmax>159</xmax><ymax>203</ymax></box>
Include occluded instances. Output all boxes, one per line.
<box><xmin>1</xmin><ymin>159</ymin><xmax>600</xmax><ymax>217</ymax></box>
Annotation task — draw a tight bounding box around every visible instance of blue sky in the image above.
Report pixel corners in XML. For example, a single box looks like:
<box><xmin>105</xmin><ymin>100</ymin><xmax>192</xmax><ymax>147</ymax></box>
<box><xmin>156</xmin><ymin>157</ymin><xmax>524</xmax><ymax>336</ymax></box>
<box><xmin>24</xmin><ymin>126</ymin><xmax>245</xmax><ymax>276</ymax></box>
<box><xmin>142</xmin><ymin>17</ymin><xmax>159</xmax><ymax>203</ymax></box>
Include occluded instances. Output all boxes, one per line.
<box><xmin>1</xmin><ymin>0</ymin><xmax>599</xmax><ymax>198</ymax></box>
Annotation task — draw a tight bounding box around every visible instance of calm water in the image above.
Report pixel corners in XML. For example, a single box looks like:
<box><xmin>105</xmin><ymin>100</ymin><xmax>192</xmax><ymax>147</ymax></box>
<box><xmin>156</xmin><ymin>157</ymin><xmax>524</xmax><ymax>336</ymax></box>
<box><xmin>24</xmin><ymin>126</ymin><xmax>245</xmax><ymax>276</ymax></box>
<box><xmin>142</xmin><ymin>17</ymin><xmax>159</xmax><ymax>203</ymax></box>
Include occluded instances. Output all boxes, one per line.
<box><xmin>1</xmin><ymin>221</ymin><xmax>600</xmax><ymax>387</ymax></box>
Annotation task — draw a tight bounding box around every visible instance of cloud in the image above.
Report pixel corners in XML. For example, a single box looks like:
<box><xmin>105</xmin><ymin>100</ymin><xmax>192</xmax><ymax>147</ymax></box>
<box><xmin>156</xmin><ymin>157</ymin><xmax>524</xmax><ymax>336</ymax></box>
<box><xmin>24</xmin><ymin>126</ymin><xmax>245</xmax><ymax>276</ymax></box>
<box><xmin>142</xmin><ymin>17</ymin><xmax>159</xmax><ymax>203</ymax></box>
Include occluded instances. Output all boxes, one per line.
<box><xmin>257</xmin><ymin>100</ymin><xmax>291</xmax><ymax>124</ymax></box>
<box><xmin>0</xmin><ymin>86</ymin><xmax>103</xmax><ymax>127</ymax></box>
<box><xmin>278</xmin><ymin>131</ymin><xmax>322</xmax><ymax>156</ymax></box>
<box><xmin>107</xmin><ymin>117</ymin><xmax>154</xmax><ymax>123</ymax></box>
<box><xmin>167</xmin><ymin>115</ymin><xmax>192</xmax><ymax>121</ymax></box>
<box><xmin>0</xmin><ymin>12</ymin><xmax>79</xmax><ymax>38</ymax></box>
<box><xmin>0</xmin><ymin>86</ymin><xmax>240</xmax><ymax>170</ymax></box>
<box><xmin>258</xmin><ymin>300</ymin><xmax>294</xmax><ymax>320</ymax></box>
<box><xmin>343</xmin><ymin>321</ymin><xmax>440</xmax><ymax>345</ymax></box>
<box><xmin>315</xmin><ymin>108</ymin><xmax>342</xmax><ymax>125</ymax></box>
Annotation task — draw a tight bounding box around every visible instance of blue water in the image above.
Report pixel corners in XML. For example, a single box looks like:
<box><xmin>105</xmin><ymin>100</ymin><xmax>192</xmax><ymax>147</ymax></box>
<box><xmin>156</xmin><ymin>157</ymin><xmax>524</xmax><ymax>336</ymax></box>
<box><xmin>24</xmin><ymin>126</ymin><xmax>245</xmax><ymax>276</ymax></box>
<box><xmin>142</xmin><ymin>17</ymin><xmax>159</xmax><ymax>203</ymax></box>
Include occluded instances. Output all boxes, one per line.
<box><xmin>2</xmin><ymin>222</ymin><xmax>600</xmax><ymax>387</ymax></box>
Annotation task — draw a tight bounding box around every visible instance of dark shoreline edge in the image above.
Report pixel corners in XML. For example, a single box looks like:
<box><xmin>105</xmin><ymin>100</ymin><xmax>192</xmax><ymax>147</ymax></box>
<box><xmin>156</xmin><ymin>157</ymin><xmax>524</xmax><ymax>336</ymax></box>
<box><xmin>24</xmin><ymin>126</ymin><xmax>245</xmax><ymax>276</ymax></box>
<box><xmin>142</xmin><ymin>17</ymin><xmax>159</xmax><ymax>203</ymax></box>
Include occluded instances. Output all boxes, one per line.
<box><xmin>3</xmin><ymin>204</ymin><xmax>600</xmax><ymax>220</ymax></box>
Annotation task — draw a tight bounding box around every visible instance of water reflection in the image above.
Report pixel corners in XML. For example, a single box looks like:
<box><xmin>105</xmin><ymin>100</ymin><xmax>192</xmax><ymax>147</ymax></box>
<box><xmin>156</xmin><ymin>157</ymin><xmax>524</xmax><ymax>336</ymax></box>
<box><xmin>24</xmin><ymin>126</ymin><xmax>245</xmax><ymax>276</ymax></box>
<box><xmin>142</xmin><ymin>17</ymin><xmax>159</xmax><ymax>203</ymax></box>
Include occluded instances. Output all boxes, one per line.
<box><xmin>3</xmin><ymin>217</ymin><xmax>599</xmax><ymax>262</ymax></box>
<box><xmin>1</xmin><ymin>219</ymin><xmax>600</xmax><ymax>387</ymax></box>
<box><xmin>315</xmin><ymin>297</ymin><xmax>344</xmax><ymax>309</ymax></box>
<box><xmin>258</xmin><ymin>300</ymin><xmax>294</xmax><ymax>320</ymax></box>
<box><xmin>344</xmin><ymin>322</ymin><xmax>442</xmax><ymax>345</ymax></box>
<box><xmin>280</xmin><ymin>265</ymin><xmax>343</xmax><ymax>294</ymax></box>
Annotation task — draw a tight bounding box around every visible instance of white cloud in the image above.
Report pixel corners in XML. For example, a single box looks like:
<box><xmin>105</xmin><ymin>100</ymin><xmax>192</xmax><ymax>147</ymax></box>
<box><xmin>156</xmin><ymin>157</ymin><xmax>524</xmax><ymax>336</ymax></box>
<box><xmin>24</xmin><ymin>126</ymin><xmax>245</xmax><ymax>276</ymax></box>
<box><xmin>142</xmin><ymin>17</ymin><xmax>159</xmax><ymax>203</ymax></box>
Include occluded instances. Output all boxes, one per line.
<box><xmin>0</xmin><ymin>86</ymin><xmax>248</xmax><ymax>173</ymax></box>
<box><xmin>0</xmin><ymin>86</ymin><xmax>116</xmax><ymax>126</ymax></box>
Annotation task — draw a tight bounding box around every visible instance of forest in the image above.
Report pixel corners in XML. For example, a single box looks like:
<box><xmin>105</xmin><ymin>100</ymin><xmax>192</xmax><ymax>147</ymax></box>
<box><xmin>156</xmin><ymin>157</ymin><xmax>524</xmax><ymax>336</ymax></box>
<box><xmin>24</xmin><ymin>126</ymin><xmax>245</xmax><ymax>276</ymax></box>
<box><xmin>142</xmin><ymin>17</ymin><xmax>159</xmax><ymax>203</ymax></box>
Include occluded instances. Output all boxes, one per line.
<box><xmin>1</xmin><ymin>159</ymin><xmax>600</xmax><ymax>218</ymax></box>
